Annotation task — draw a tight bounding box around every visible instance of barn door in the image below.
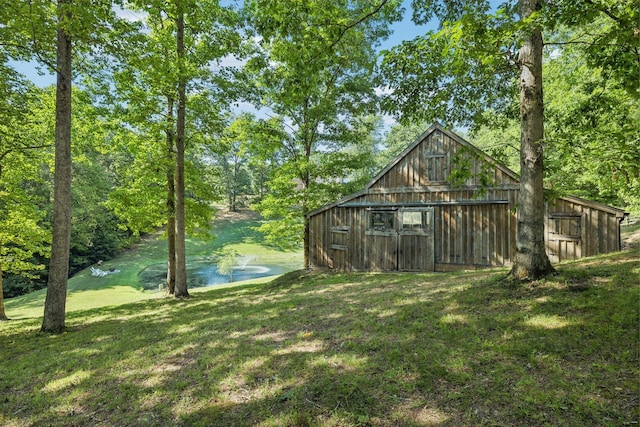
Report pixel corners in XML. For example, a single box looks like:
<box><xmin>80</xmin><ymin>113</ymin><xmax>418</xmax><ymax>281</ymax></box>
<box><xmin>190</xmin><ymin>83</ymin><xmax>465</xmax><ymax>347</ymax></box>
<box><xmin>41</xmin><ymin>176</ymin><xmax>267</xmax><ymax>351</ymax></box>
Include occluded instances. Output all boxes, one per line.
<box><xmin>365</xmin><ymin>210</ymin><xmax>398</xmax><ymax>271</ymax></box>
<box><xmin>398</xmin><ymin>208</ymin><xmax>435</xmax><ymax>271</ymax></box>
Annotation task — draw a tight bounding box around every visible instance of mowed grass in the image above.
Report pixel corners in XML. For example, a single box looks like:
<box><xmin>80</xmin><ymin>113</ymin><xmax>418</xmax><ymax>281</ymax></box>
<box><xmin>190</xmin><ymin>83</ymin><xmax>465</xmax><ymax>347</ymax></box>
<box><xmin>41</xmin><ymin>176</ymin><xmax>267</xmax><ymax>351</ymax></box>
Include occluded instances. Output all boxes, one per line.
<box><xmin>4</xmin><ymin>209</ymin><xmax>303</xmax><ymax>319</ymax></box>
<box><xmin>1</xmin><ymin>249</ymin><xmax>638</xmax><ymax>426</ymax></box>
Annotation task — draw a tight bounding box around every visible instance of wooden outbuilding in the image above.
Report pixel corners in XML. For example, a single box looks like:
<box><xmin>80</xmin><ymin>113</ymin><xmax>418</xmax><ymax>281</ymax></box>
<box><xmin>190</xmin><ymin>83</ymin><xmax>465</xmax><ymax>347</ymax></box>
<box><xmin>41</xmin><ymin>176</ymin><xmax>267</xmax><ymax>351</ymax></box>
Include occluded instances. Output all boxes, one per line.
<box><xmin>307</xmin><ymin>123</ymin><xmax>627</xmax><ymax>272</ymax></box>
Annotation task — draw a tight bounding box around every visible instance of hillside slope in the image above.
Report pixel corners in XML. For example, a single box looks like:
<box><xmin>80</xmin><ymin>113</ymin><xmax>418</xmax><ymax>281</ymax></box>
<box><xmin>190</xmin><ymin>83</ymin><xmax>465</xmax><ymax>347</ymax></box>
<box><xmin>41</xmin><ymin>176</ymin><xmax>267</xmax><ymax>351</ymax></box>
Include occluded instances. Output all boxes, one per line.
<box><xmin>1</xmin><ymin>249</ymin><xmax>638</xmax><ymax>426</ymax></box>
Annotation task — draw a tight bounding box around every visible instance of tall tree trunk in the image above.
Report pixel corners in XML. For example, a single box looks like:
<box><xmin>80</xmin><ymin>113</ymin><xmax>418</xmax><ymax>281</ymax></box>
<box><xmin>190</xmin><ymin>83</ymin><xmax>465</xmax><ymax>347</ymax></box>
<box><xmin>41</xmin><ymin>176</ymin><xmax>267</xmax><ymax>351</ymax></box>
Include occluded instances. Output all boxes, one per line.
<box><xmin>510</xmin><ymin>0</ymin><xmax>554</xmax><ymax>280</ymax></box>
<box><xmin>166</xmin><ymin>96</ymin><xmax>176</xmax><ymax>294</ymax></box>
<box><xmin>303</xmin><ymin>219</ymin><xmax>310</xmax><ymax>270</ymax></box>
<box><xmin>42</xmin><ymin>0</ymin><xmax>72</xmax><ymax>333</ymax></box>
<box><xmin>0</xmin><ymin>245</ymin><xmax>8</xmax><ymax>321</ymax></box>
<box><xmin>173</xmin><ymin>5</ymin><xmax>189</xmax><ymax>298</ymax></box>
<box><xmin>302</xmin><ymin>138</ymin><xmax>313</xmax><ymax>270</ymax></box>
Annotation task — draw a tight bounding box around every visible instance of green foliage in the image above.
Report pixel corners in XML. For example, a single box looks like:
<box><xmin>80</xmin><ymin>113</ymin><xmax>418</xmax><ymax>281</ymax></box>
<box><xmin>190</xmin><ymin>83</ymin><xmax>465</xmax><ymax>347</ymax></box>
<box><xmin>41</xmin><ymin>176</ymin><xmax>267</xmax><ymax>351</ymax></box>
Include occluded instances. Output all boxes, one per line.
<box><xmin>0</xmin><ymin>68</ymin><xmax>52</xmax><ymax>299</ymax></box>
<box><xmin>215</xmin><ymin>247</ymin><xmax>238</xmax><ymax>281</ymax></box>
<box><xmin>542</xmin><ymin>0</ymin><xmax>639</xmax><ymax>96</ymax></box>
<box><xmin>467</xmin><ymin>25</ymin><xmax>640</xmax><ymax>215</ymax></box>
<box><xmin>543</xmin><ymin>32</ymin><xmax>640</xmax><ymax>214</ymax></box>
<box><xmin>245</xmin><ymin>1</ymin><xmax>399</xmax><ymax>256</ymax></box>
<box><xmin>381</xmin><ymin>2</ymin><xmax>519</xmax><ymax>128</ymax></box>
<box><xmin>211</xmin><ymin>114</ymin><xmax>257</xmax><ymax>211</ymax></box>
<box><xmin>103</xmin><ymin>0</ymin><xmax>244</xmax><ymax>241</ymax></box>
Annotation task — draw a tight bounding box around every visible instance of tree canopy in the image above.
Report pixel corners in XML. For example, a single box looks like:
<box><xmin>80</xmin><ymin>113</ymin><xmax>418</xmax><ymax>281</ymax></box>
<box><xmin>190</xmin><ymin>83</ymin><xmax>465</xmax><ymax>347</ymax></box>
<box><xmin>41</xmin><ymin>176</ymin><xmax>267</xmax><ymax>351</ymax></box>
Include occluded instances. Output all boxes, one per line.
<box><xmin>245</xmin><ymin>0</ymin><xmax>400</xmax><ymax>267</ymax></box>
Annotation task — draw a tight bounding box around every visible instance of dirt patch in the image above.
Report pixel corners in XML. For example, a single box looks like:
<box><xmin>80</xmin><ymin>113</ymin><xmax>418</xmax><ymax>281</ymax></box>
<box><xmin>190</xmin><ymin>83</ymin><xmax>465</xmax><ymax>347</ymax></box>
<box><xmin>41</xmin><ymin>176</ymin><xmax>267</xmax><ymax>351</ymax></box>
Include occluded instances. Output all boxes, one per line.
<box><xmin>621</xmin><ymin>220</ymin><xmax>640</xmax><ymax>249</ymax></box>
<box><xmin>215</xmin><ymin>208</ymin><xmax>262</xmax><ymax>222</ymax></box>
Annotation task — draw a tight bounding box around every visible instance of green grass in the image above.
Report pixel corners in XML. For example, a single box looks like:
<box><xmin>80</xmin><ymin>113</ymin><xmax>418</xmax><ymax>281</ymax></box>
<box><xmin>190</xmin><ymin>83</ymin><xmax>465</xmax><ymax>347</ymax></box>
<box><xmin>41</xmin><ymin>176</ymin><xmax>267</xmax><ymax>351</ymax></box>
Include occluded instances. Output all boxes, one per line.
<box><xmin>4</xmin><ymin>209</ymin><xmax>303</xmax><ymax>319</ymax></box>
<box><xmin>1</xmin><ymin>249</ymin><xmax>638</xmax><ymax>426</ymax></box>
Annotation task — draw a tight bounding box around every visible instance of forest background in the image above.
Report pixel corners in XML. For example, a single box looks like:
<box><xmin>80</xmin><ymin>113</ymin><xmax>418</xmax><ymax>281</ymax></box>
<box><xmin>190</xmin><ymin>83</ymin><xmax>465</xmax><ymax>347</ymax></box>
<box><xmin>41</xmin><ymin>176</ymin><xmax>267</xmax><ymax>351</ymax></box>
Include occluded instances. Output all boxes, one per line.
<box><xmin>1</xmin><ymin>0</ymin><xmax>638</xmax><ymax>302</ymax></box>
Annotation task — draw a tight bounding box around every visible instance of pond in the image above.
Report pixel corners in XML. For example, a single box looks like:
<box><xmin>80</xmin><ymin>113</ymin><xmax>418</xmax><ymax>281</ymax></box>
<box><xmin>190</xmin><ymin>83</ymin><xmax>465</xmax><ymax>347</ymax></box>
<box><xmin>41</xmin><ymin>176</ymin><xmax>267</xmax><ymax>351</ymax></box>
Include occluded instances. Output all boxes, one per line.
<box><xmin>138</xmin><ymin>260</ymin><xmax>291</xmax><ymax>291</ymax></box>
<box><xmin>192</xmin><ymin>264</ymin><xmax>289</xmax><ymax>287</ymax></box>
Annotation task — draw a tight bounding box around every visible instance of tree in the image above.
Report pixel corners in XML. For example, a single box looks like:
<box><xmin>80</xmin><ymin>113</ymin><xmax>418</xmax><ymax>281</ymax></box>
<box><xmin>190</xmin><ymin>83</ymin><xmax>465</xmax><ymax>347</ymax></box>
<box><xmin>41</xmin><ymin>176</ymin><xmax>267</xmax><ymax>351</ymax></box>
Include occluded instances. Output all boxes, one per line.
<box><xmin>0</xmin><ymin>67</ymin><xmax>51</xmax><ymax>320</ymax></box>
<box><xmin>471</xmin><ymin>28</ymin><xmax>640</xmax><ymax>216</ymax></box>
<box><xmin>216</xmin><ymin>115</ymin><xmax>254</xmax><ymax>212</ymax></box>
<box><xmin>173</xmin><ymin>2</ymin><xmax>188</xmax><ymax>298</ymax></box>
<box><xmin>1</xmin><ymin>0</ymin><xmax>133</xmax><ymax>331</ymax></box>
<box><xmin>41</xmin><ymin>0</ymin><xmax>74</xmax><ymax>333</ymax></box>
<box><xmin>245</xmin><ymin>0</ymin><xmax>401</xmax><ymax>268</ymax></box>
<box><xmin>543</xmin><ymin>21</ymin><xmax>640</xmax><ymax>215</ymax></box>
<box><xmin>216</xmin><ymin>248</ymin><xmax>238</xmax><ymax>282</ymax></box>
<box><xmin>509</xmin><ymin>0</ymin><xmax>555</xmax><ymax>279</ymax></box>
<box><xmin>380</xmin><ymin>0</ymin><xmax>637</xmax><ymax>280</ymax></box>
<box><xmin>105</xmin><ymin>2</ymin><xmax>183</xmax><ymax>294</ymax></box>
<box><xmin>107</xmin><ymin>0</ymin><xmax>242</xmax><ymax>297</ymax></box>
<box><xmin>240</xmin><ymin>116</ymin><xmax>286</xmax><ymax>201</ymax></box>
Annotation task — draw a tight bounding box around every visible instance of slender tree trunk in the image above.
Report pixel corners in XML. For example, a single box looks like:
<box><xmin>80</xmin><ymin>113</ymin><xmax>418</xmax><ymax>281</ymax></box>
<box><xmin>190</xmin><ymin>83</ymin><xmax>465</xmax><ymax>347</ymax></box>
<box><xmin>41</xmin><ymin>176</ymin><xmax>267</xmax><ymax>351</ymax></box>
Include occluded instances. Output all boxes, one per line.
<box><xmin>510</xmin><ymin>0</ymin><xmax>554</xmax><ymax>280</ymax></box>
<box><xmin>302</xmin><ymin>146</ymin><xmax>311</xmax><ymax>270</ymax></box>
<box><xmin>303</xmin><ymin>219</ymin><xmax>310</xmax><ymax>270</ymax></box>
<box><xmin>0</xmin><ymin>246</ymin><xmax>8</xmax><ymax>321</ymax></box>
<box><xmin>166</xmin><ymin>96</ymin><xmax>176</xmax><ymax>294</ymax></box>
<box><xmin>42</xmin><ymin>0</ymin><xmax>72</xmax><ymax>333</ymax></box>
<box><xmin>174</xmin><ymin>5</ymin><xmax>189</xmax><ymax>298</ymax></box>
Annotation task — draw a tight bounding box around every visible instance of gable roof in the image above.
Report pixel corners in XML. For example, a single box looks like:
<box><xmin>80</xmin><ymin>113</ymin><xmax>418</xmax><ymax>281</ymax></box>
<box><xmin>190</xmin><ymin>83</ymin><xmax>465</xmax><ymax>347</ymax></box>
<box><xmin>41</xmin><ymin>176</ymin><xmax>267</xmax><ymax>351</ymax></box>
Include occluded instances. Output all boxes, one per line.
<box><xmin>367</xmin><ymin>122</ymin><xmax>520</xmax><ymax>189</ymax></box>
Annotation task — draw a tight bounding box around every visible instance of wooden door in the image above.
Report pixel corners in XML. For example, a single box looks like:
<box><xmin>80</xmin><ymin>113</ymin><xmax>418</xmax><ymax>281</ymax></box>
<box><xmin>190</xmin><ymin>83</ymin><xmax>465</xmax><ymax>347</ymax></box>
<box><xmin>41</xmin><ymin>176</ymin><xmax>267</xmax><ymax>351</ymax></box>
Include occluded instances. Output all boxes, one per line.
<box><xmin>366</xmin><ymin>232</ymin><xmax>398</xmax><ymax>271</ymax></box>
<box><xmin>398</xmin><ymin>208</ymin><xmax>435</xmax><ymax>271</ymax></box>
<box><xmin>365</xmin><ymin>210</ymin><xmax>398</xmax><ymax>271</ymax></box>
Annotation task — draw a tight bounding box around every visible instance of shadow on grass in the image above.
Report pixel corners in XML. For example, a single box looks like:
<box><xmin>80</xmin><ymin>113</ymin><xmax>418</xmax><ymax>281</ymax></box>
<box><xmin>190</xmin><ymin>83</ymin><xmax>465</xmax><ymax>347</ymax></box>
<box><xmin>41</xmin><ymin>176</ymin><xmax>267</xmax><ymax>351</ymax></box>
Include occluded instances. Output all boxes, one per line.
<box><xmin>1</xmin><ymin>250</ymin><xmax>637</xmax><ymax>426</ymax></box>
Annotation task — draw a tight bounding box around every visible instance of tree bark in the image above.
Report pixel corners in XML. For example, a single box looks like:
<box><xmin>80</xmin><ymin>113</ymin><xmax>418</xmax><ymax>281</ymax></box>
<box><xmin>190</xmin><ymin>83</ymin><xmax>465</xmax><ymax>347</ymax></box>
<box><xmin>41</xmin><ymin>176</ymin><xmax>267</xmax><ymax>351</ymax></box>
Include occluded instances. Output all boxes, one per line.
<box><xmin>510</xmin><ymin>0</ymin><xmax>554</xmax><ymax>280</ymax></box>
<box><xmin>42</xmin><ymin>0</ymin><xmax>72</xmax><ymax>333</ymax></box>
<box><xmin>0</xmin><ymin>245</ymin><xmax>8</xmax><ymax>321</ymax></box>
<box><xmin>303</xmin><ymin>219</ymin><xmax>310</xmax><ymax>270</ymax></box>
<box><xmin>166</xmin><ymin>96</ymin><xmax>176</xmax><ymax>294</ymax></box>
<box><xmin>173</xmin><ymin>4</ymin><xmax>189</xmax><ymax>298</ymax></box>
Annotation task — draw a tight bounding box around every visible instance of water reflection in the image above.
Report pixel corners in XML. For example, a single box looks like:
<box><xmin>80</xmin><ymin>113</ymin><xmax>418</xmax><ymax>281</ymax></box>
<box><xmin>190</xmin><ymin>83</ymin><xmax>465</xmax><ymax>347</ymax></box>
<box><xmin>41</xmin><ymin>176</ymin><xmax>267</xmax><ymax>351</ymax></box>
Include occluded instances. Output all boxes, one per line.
<box><xmin>192</xmin><ymin>264</ymin><xmax>288</xmax><ymax>287</ymax></box>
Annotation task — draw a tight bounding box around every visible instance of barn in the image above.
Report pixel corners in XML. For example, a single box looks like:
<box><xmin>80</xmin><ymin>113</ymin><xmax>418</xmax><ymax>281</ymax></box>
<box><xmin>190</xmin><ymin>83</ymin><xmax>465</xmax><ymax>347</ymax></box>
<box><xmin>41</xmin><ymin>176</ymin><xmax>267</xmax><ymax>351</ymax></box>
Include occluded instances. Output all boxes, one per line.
<box><xmin>307</xmin><ymin>123</ymin><xmax>627</xmax><ymax>272</ymax></box>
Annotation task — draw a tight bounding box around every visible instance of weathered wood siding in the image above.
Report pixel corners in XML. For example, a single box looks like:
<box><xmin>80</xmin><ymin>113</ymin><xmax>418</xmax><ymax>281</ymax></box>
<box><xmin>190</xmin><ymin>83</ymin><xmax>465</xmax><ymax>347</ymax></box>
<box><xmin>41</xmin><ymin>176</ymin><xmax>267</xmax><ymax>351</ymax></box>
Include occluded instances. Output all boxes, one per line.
<box><xmin>308</xmin><ymin>126</ymin><xmax>625</xmax><ymax>272</ymax></box>
<box><xmin>369</xmin><ymin>129</ymin><xmax>520</xmax><ymax>191</ymax></box>
<box><xmin>546</xmin><ymin>197</ymin><xmax>623</xmax><ymax>262</ymax></box>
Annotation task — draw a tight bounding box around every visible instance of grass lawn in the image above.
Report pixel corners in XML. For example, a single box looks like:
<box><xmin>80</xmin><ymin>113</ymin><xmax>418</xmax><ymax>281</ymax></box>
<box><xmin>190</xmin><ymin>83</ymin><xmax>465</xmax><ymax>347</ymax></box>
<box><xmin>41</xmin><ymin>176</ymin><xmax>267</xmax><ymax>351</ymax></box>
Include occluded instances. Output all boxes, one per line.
<box><xmin>1</xmin><ymin>247</ymin><xmax>638</xmax><ymax>426</ymax></box>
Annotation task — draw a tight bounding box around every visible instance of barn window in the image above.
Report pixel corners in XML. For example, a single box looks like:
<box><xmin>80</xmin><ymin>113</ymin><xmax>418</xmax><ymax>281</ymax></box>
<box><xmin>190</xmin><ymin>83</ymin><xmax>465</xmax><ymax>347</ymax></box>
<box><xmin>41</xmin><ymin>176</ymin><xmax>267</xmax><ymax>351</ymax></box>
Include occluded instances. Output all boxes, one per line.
<box><xmin>549</xmin><ymin>214</ymin><xmax>581</xmax><ymax>240</ymax></box>
<box><xmin>401</xmin><ymin>209</ymin><xmax>433</xmax><ymax>231</ymax></box>
<box><xmin>331</xmin><ymin>226</ymin><xmax>349</xmax><ymax>251</ymax></box>
<box><xmin>369</xmin><ymin>211</ymin><xmax>395</xmax><ymax>231</ymax></box>
<box><xmin>425</xmin><ymin>154</ymin><xmax>447</xmax><ymax>182</ymax></box>
<box><xmin>402</xmin><ymin>211</ymin><xmax>423</xmax><ymax>230</ymax></box>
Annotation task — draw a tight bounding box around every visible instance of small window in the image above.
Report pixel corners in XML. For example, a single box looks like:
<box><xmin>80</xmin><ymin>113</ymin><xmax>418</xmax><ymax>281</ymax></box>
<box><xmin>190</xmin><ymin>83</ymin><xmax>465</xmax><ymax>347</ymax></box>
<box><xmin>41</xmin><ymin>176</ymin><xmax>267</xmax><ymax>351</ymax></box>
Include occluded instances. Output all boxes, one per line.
<box><xmin>369</xmin><ymin>211</ymin><xmax>395</xmax><ymax>231</ymax></box>
<box><xmin>426</xmin><ymin>155</ymin><xmax>447</xmax><ymax>182</ymax></box>
<box><xmin>550</xmin><ymin>216</ymin><xmax>581</xmax><ymax>239</ymax></box>
<box><xmin>331</xmin><ymin>226</ymin><xmax>349</xmax><ymax>251</ymax></box>
<box><xmin>401</xmin><ymin>210</ymin><xmax>432</xmax><ymax>231</ymax></box>
<box><xmin>402</xmin><ymin>211</ymin><xmax>423</xmax><ymax>229</ymax></box>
